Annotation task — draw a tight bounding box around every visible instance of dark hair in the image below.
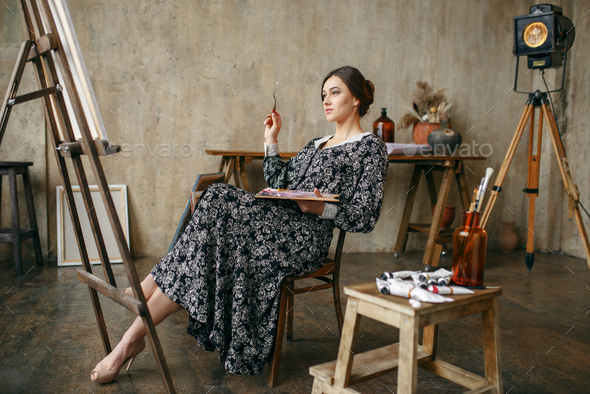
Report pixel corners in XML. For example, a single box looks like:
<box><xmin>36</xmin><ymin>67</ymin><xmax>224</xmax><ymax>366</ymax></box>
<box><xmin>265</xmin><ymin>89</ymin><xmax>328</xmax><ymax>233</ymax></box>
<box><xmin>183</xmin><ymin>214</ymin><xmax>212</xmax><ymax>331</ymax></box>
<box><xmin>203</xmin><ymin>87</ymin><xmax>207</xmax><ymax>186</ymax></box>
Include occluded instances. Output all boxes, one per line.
<box><xmin>321</xmin><ymin>66</ymin><xmax>375</xmax><ymax>117</ymax></box>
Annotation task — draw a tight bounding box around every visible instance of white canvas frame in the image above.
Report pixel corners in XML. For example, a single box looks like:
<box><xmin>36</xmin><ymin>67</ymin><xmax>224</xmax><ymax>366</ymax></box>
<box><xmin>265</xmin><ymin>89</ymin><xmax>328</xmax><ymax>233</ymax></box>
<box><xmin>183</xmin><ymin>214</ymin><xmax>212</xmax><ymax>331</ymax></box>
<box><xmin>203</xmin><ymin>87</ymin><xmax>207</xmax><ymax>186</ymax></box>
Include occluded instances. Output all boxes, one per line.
<box><xmin>41</xmin><ymin>0</ymin><xmax>108</xmax><ymax>142</ymax></box>
<box><xmin>57</xmin><ymin>185</ymin><xmax>129</xmax><ymax>266</ymax></box>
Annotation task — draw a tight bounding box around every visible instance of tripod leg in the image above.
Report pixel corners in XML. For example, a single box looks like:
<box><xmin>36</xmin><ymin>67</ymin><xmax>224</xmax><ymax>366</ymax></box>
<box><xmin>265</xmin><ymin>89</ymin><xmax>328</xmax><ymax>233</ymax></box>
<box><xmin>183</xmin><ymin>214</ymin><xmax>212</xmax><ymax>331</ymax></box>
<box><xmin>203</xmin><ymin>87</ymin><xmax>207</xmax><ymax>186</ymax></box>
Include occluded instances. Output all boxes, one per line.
<box><xmin>481</xmin><ymin>105</ymin><xmax>534</xmax><ymax>228</ymax></box>
<box><xmin>541</xmin><ymin>105</ymin><xmax>590</xmax><ymax>266</ymax></box>
<box><xmin>524</xmin><ymin>106</ymin><xmax>543</xmax><ymax>272</ymax></box>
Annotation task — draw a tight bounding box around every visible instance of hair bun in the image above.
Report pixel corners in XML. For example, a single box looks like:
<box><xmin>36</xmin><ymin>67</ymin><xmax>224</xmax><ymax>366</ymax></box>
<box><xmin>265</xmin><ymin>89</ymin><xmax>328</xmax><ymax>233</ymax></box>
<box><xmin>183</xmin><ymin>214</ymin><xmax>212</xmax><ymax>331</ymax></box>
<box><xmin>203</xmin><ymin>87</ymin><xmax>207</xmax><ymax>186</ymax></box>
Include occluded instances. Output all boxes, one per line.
<box><xmin>366</xmin><ymin>80</ymin><xmax>375</xmax><ymax>95</ymax></box>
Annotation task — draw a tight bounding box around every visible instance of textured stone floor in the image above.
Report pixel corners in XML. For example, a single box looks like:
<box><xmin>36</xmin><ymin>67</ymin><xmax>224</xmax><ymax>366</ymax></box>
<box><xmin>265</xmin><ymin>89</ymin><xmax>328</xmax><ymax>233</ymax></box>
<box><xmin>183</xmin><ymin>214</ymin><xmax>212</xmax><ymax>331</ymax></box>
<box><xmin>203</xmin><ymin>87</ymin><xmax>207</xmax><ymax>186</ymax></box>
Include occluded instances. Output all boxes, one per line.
<box><xmin>1</xmin><ymin>248</ymin><xmax>589</xmax><ymax>393</ymax></box>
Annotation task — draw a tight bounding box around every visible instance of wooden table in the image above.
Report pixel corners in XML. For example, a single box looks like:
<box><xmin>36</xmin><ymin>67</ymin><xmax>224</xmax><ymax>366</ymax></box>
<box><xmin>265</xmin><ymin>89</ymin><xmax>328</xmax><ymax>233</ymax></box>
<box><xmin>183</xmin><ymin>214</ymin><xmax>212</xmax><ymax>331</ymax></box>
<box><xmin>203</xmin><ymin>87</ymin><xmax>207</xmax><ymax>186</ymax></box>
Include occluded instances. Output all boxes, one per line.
<box><xmin>206</xmin><ymin>150</ymin><xmax>298</xmax><ymax>191</ymax></box>
<box><xmin>205</xmin><ymin>150</ymin><xmax>485</xmax><ymax>267</ymax></box>
<box><xmin>309</xmin><ymin>282</ymin><xmax>503</xmax><ymax>394</ymax></box>
<box><xmin>390</xmin><ymin>155</ymin><xmax>485</xmax><ymax>267</ymax></box>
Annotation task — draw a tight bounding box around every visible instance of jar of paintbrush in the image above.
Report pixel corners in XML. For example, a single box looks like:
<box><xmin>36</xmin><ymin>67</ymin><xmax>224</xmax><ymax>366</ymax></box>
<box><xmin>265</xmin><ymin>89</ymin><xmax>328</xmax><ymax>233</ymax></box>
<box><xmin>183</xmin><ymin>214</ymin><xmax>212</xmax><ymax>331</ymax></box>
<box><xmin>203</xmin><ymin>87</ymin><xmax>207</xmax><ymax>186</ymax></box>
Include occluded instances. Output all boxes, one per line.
<box><xmin>451</xmin><ymin>168</ymin><xmax>493</xmax><ymax>287</ymax></box>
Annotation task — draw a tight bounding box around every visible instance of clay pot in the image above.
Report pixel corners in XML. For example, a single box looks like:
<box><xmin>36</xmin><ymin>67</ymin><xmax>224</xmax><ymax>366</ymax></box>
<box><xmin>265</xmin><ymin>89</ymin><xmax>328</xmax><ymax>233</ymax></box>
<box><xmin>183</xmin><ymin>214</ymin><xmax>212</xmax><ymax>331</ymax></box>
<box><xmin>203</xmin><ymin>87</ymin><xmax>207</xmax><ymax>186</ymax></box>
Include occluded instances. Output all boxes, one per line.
<box><xmin>427</xmin><ymin>119</ymin><xmax>462</xmax><ymax>155</ymax></box>
<box><xmin>432</xmin><ymin>205</ymin><xmax>456</xmax><ymax>228</ymax></box>
<box><xmin>498</xmin><ymin>221</ymin><xmax>518</xmax><ymax>253</ymax></box>
<box><xmin>412</xmin><ymin>122</ymin><xmax>440</xmax><ymax>145</ymax></box>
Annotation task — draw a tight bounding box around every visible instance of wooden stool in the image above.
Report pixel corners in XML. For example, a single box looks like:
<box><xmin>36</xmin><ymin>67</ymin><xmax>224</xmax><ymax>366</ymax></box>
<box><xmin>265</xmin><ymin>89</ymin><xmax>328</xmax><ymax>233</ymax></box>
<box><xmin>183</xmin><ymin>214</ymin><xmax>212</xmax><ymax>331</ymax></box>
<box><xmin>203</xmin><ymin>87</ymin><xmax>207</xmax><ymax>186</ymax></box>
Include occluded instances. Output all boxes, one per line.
<box><xmin>0</xmin><ymin>162</ymin><xmax>43</xmax><ymax>274</ymax></box>
<box><xmin>310</xmin><ymin>282</ymin><xmax>502</xmax><ymax>394</ymax></box>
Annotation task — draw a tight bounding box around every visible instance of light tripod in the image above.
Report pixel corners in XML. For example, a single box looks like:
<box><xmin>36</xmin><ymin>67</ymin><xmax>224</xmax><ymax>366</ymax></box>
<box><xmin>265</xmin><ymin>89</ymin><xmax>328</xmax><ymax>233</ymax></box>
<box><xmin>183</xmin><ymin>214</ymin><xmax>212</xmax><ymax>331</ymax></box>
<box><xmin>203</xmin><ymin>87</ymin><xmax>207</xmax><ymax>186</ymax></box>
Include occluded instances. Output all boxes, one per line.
<box><xmin>480</xmin><ymin>87</ymin><xmax>590</xmax><ymax>271</ymax></box>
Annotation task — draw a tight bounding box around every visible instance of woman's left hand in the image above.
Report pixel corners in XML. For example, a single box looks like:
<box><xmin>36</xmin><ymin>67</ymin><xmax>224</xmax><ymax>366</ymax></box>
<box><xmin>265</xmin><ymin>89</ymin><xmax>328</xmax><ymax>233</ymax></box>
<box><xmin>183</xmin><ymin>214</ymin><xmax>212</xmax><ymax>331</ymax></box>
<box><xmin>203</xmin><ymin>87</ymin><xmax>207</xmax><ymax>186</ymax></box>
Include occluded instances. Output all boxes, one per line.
<box><xmin>293</xmin><ymin>188</ymin><xmax>325</xmax><ymax>216</ymax></box>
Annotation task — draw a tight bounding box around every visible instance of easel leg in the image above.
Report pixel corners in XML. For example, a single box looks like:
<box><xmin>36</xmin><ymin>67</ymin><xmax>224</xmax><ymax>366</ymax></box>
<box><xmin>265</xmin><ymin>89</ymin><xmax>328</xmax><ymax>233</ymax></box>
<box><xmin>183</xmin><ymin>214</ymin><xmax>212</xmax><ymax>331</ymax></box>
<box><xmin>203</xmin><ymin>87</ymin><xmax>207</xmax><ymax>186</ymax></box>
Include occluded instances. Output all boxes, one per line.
<box><xmin>481</xmin><ymin>105</ymin><xmax>534</xmax><ymax>228</ymax></box>
<box><xmin>394</xmin><ymin>165</ymin><xmax>422</xmax><ymax>256</ymax></box>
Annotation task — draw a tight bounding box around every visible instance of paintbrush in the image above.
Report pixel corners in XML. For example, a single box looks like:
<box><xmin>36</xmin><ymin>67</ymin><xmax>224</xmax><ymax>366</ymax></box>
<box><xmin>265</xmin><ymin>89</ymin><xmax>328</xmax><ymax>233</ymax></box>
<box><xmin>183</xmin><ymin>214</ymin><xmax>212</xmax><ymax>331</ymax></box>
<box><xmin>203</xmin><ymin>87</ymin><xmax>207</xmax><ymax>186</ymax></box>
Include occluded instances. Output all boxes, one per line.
<box><xmin>272</xmin><ymin>81</ymin><xmax>278</xmax><ymax>112</ymax></box>
<box><xmin>474</xmin><ymin>167</ymin><xmax>494</xmax><ymax>212</ymax></box>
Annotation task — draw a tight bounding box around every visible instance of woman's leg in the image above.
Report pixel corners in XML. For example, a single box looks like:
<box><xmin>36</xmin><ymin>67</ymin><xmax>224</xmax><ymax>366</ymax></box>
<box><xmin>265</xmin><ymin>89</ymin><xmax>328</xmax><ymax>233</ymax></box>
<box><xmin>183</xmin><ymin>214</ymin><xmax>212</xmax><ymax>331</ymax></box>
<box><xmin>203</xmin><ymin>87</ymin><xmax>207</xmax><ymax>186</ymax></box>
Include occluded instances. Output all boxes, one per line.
<box><xmin>125</xmin><ymin>273</ymin><xmax>158</xmax><ymax>302</ymax></box>
<box><xmin>93</xmin><ymin>287</ymin><xmax>184</xmax><ymax>374</ymax></box>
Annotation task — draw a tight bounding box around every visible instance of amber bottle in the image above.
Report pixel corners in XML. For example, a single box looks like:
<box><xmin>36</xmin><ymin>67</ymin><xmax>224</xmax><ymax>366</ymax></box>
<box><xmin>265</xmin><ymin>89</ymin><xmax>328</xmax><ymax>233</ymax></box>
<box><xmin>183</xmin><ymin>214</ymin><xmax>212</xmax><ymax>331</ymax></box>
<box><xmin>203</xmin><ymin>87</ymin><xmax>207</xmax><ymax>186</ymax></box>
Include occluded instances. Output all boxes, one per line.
<box><xmin>373</xmin><ymin>108</ymin><xmax>395</xmax><ymax>143</ymax></box>
<box><xmin>451</xmin><ymin>211</ymin><xmax>488</xmax><ymax>287</ymax></box>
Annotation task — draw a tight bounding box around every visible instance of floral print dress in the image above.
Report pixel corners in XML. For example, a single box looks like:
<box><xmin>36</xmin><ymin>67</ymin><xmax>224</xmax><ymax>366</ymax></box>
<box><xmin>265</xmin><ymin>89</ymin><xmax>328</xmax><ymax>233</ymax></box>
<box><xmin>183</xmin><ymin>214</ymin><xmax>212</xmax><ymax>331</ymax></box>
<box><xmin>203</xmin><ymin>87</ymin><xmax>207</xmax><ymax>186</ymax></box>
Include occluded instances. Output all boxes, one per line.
<box><xmin>150</xmin><ymin>133</ymin><xmax>389</xmax><ymax>375</ymax></box>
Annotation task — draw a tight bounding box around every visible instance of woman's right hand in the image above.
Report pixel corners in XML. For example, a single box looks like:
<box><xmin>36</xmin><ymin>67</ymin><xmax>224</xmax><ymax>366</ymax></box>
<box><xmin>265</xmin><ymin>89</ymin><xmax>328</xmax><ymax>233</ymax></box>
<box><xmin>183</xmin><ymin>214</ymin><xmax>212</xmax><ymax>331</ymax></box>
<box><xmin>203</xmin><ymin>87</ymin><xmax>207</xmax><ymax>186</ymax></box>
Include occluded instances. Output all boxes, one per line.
<box><xmin>264</xmin><ymin>110</ymin><xmax>282</xmax><ymax>144</ymax></box>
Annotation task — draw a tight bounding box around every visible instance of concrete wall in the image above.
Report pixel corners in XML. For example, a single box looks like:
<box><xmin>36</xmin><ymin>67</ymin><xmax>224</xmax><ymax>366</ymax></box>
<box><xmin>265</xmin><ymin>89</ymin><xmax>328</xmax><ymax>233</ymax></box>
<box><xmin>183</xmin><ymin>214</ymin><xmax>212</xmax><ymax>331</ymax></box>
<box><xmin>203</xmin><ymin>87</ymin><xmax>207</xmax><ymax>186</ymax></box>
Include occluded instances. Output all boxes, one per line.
<box><xmin>1</xmin><ymin>0</ymin><xmax>588</xmax><ymax>263</ymax></box>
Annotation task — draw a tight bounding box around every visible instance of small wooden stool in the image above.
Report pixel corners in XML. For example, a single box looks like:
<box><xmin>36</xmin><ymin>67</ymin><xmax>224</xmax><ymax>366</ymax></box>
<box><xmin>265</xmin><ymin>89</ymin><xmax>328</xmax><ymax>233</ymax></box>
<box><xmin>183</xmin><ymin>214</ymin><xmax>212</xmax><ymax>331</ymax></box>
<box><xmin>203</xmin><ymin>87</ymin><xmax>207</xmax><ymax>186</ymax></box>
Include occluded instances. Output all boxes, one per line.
<box><xmin>310</xmin><ymin>282</ymin><xmax>502</xmax><ymax>394</ymax></box>
<box><xmin>0</xmin><ymin>162</ymin><xmax>43</xmax><ymax>275</ymax></box>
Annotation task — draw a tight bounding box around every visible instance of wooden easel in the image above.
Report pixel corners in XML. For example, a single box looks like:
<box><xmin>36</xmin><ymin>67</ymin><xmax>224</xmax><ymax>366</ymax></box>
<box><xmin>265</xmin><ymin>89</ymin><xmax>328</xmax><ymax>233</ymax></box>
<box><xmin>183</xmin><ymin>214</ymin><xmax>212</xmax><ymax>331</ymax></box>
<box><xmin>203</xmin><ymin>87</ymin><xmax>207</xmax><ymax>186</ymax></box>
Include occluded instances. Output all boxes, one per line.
<box><xmin>0</xmin><ymin>1</ymin><xmax>176</xmax><ymax>392</ymax></box>
<box><xmin>481</xmin><ymin>90</ymin><xmax>590</xmax><ymax>271</ymax></box>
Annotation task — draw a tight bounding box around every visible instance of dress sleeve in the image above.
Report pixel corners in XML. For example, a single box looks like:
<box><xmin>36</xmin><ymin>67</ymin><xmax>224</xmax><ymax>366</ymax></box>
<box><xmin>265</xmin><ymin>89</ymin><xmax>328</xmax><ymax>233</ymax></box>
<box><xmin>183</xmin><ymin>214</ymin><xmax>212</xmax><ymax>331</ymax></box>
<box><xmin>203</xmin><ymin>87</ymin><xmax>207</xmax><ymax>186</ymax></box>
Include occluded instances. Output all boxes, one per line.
<box><xmin>263</xmin><ymin>143</ymin><xmax>297</xmax><ymax>189</ymax></box>
<box><xmin>333</xmin><ymin>141</ymin><xmax>389</xmax><ymax>233</ymax></box>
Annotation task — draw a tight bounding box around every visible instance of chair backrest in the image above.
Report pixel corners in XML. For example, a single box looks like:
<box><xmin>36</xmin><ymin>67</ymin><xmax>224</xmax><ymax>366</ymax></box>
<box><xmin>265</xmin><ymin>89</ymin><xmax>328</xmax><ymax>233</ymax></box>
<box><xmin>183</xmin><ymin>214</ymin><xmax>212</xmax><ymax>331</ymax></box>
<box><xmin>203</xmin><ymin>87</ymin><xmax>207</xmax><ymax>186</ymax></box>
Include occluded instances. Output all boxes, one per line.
<box><xmin>168</xmin><ymin>172</ymin><xmax>225</xmax><ymax>253</ymax></box>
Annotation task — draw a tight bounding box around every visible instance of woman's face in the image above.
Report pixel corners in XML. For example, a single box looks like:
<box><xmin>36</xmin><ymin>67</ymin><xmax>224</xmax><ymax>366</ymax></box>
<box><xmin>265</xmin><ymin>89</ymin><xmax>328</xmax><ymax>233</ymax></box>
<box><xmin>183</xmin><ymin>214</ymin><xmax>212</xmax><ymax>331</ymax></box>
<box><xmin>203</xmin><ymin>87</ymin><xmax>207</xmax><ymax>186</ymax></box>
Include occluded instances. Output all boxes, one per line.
<box><xmin>322</xmin><ymin>75</ymin><xmax>358</xmax><ymax>122</ymax></box>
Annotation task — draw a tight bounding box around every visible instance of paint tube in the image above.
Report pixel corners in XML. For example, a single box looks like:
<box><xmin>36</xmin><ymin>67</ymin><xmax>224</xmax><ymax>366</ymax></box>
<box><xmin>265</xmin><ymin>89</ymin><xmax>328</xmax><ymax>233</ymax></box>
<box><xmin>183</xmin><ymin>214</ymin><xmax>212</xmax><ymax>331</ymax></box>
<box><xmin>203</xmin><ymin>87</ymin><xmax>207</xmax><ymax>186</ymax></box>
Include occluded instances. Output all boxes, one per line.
<box><xmin>427</xmin><ymin>285</ymin><xmax>475</xmax><ymax>295</ymax></box>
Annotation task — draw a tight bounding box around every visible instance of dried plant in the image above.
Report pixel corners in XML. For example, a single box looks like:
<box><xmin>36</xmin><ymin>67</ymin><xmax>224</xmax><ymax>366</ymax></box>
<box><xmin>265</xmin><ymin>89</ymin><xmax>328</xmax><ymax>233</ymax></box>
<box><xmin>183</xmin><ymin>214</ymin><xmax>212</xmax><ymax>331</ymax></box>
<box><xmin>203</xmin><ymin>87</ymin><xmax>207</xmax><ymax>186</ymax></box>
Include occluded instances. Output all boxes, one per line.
<box><xmin>401</xmin><ymin>81</ymin><xmax>452</xmax><ymax>129</ymax></box>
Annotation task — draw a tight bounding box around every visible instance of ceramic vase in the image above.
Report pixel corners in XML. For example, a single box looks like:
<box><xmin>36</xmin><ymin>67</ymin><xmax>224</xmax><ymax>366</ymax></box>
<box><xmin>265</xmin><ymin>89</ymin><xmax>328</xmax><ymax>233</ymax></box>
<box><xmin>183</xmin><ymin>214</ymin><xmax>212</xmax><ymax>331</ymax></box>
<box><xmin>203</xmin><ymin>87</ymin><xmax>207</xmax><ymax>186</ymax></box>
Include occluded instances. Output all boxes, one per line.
<box><xmin>498</xmin><ymin>221</ymin><xmax>518</xmax><ymax>253</ymax></box>
<box><xmin>412</xmin><ymin>122</ymin><xmax>439</xmax><ymax>145</ymax></box>
<box><xmin>427</xmin><ymin>119</ymin><xmax>462</xmax><ymax>155</ymax></box>
<box><xmin>433</xmin><ymin>205</ymin><xmax>456</xmax><ymax>228</ymax></box>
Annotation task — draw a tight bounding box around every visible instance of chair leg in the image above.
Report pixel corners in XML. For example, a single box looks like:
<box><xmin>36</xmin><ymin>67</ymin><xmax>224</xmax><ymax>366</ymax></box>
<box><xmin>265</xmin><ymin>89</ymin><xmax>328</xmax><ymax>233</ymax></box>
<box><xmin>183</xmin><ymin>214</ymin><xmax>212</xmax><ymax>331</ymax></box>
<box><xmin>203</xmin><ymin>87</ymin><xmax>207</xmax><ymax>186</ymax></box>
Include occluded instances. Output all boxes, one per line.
<box><xmin>22</xmin><ymin>168</ymin><xmax>43</xmax><ymax>266</ymax></box>
<box><xmin>333</xmin><ymin>276</ymin><xmax>344</xmax><ymax>336</ymax></box>
<box><xmin>286</xmin><ymin>281</ymin><xmax>294</xmax><ymax>342</ymax></box>
<box><xmin>9</xmin><ymin>168</ymin><xmax>23</xmax><ymax>275</ymax></box>
<box><xmin>267</xmin><ymin>281</ymin><xmax>288</xmax><ymax>387</ymax></box>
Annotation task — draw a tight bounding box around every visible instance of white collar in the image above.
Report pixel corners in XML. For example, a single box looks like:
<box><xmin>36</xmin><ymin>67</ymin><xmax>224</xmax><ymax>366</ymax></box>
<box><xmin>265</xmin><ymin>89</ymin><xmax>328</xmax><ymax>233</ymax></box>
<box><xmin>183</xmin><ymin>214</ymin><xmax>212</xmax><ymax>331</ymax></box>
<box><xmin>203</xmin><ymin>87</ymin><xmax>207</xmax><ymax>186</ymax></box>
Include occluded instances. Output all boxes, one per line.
<box><xmin>314</xmin><ymin>132</ymin><xmax>372</xmax><ymax>149</ymax></box>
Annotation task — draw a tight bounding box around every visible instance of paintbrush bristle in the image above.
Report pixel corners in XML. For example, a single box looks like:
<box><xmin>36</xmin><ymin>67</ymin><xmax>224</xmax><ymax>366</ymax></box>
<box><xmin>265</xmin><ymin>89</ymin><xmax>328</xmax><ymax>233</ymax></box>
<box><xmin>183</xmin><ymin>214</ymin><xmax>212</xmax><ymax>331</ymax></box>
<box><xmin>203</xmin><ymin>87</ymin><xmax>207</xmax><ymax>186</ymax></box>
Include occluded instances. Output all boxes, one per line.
<box><xmin>485</xmin><ymin>167</ymin><xmax>494</xmax><ymax>178</ymax></box>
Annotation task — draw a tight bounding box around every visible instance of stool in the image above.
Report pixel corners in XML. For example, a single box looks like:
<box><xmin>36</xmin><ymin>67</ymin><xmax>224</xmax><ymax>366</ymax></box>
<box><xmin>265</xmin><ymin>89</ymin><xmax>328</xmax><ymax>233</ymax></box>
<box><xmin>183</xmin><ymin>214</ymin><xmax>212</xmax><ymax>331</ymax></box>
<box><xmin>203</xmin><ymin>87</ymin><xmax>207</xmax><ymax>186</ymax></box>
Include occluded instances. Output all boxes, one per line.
<box><xmin>310</xmin><ymin>282</ymin><xmax>502</xmax><ymax>394</ymax></box>
<box><xmin>0</xmin><ymin>162</ymin><xmax>43</xmax><ymax>274</ymax></box>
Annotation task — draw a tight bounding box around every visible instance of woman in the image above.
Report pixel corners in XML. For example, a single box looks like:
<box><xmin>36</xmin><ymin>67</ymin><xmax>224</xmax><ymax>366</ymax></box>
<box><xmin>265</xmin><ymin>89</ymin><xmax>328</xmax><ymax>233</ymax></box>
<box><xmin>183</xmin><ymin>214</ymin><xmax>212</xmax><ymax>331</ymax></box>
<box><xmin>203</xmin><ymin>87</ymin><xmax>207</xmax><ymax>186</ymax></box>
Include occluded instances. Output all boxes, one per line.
<box><xmin>90</xmin><ymin>65</ymin><xmax>389</xmax><ymax>382</ymax></box>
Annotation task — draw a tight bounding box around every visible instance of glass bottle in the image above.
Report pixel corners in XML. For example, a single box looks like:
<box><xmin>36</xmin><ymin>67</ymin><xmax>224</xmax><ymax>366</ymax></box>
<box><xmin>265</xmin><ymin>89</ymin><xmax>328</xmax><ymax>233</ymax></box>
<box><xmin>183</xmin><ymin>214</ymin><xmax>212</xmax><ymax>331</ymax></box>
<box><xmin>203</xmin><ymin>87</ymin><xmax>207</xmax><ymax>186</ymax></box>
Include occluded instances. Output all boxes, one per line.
<box><xmin>373</xmin><ymin>108</ymin><xmax>395</xmax><ymax>143</ymax></box>
<box><xmin>451</xmin><ymin>211</ymin><xmax>488</xmax><ymax>286</ymax></box>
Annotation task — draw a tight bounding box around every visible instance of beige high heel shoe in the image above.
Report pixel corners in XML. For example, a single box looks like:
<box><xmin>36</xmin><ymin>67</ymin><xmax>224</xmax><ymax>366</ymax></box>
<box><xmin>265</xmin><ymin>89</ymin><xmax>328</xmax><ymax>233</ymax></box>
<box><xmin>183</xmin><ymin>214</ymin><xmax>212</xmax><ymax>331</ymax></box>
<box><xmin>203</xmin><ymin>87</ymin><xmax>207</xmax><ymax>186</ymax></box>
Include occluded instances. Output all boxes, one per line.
<box><xmin>90</xmin><ymin>339</ymin><xmax>145</xmax><ymax>383</ymax></box>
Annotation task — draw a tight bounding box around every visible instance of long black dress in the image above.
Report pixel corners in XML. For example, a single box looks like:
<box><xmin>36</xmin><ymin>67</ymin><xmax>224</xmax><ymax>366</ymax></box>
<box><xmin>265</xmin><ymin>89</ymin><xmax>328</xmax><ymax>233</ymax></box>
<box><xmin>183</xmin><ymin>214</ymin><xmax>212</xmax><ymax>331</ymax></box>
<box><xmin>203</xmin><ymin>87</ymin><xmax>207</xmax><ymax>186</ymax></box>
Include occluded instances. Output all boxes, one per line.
<box><xmin>150</xmin><ymin>133</ymin><xmax>389</xmax><ymax>375</ymax></box>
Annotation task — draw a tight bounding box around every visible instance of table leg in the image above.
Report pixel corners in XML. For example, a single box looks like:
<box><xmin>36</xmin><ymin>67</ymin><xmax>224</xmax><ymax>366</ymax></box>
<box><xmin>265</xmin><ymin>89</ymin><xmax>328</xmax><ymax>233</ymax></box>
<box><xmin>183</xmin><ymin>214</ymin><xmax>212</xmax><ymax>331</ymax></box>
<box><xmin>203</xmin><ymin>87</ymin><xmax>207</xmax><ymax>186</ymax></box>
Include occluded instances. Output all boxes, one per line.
<box><xmin>394</xmin><ymin>165</ymin><xmax>422</xmax><ymax>254</ymax></box>
<box><xmin>398</xmin><ymin>315</ymin><xmax>420</xmax><ymax>394</ymax></box>
<box><xmin>239</xmin><ymin>157</ymin><xmax>250</xmax><ymax>191</ymax></box>
<box><xmin>422</xmin><ymin>166</ymin><xmax>454</xmax><ymax>266</ymax></box>
<box><xmin>311</xmin><ymin>377</ymin><xmax>324</xmax><ymax>394</ymax></box>
<box><xmin>224</xmin><ymin>157</ymin><xmax>235</xmax><ymax>184</ymax></box>
<box><xmin>333</xmin><ymin>297</ymin><xmax>361</xmax><ymax>388</ymax></box>
<box><xmin>482</xmin><ymin>297</ymin><xmax>503</xmax><ymax>392</ymax></box>
<box><xmin>233</xmin><ymin>157</ymin><xmax>245</xmax><ymax>189</ymax></box>
<box><xmin>218</xmin><ymin>156</ymin><xmax>227</xmax><ymax>173</ymax></box>
<box><xmin>422</xmin><ymin>324</ymin><xmax>439</xmax><ymax>359</ymax></box>
<box><xmin>424</xmin><ymin>168</ymin><xmax>438</xmax><ymax>207</ymax></box>
<box><xmin>455</xmin><ymin>161</ymin><xmax>471</xmax><ymax>211</ymax></box>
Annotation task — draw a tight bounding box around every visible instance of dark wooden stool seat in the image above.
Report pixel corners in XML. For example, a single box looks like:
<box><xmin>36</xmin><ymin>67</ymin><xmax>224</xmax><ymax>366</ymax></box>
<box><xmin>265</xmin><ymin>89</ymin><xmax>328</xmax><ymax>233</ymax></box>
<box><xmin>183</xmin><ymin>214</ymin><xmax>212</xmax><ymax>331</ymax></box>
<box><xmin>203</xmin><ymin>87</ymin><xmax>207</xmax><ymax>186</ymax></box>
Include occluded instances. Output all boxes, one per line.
<box><xmin>0</xmin><ymin>162</ymin><xmax>43</xmax><ymax>274</ymax></box>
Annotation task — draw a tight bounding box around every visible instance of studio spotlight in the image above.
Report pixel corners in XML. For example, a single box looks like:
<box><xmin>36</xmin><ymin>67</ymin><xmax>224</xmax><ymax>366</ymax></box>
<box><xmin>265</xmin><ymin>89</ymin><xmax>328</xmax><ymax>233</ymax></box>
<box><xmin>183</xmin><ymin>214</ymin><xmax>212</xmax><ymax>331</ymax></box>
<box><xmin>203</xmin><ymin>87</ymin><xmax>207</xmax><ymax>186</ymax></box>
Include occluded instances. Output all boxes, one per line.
<box><xmin>513</xmin><ymin>3</ymin><xmax>575</xmax><ymax>70</ymax></box>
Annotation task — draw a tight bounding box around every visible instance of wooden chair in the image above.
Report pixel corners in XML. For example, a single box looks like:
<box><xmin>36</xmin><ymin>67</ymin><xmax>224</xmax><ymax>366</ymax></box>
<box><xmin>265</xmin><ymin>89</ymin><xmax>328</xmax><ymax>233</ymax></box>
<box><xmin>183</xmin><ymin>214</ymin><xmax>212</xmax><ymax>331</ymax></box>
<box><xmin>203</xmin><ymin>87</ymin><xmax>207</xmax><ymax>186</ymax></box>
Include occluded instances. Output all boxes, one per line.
<box><xmin>267</xmin><ymin>228</ymin><xmax>347</xmax><ymax>387</ymax></box>
<box><xmin>168</xmin><ymin>172</ymin><xmax>225</xmax><ymax>252</ymax></box>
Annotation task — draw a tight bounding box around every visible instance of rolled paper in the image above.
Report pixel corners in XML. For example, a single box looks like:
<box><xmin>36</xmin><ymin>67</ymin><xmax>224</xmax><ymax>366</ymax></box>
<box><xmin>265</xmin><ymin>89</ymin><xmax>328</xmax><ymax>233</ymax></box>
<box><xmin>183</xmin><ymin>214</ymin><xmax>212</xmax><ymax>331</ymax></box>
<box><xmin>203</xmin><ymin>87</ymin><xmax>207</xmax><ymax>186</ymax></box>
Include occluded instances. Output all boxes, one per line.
<box><xmin>427</xmin><ymin>278</ymin><xmax>438</xmax><ymax>287</ymax></box>
<box><xmin>409</xmin><ymin>286</ymin><xmax>454</xmax><ymax>303</ymax></box>
<box><xmin>427</xmin><ymin>285</ymin><xmax>475</xmax><ymax>295</ymax></box>
<box><xmin>377</xmin><ymin>278</ymin><xmax>455</xmax><ymax>303</ymax></box>
<box><xmin>431</xmin><ymin>268</ymin><xmax>453</xmax><ymax>278</ymax></box>
<box><xmin>391</xmin><ymin>270</ymin><xmax>419</xmax><ymax>279</ymax></box>
<box><xmin>381</xmin><ymin>272</ymin><xmax>393</xmax><ymax>280</ymax></box>
<box><xmin>437</xmin><ymin>276</ymin><xmax>451</xmax><ymax>286</ymax></box>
